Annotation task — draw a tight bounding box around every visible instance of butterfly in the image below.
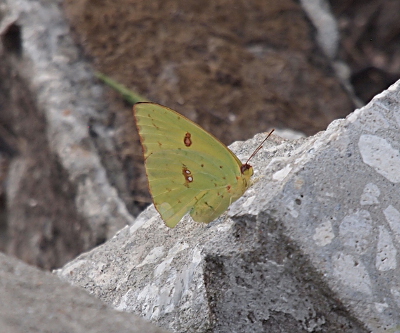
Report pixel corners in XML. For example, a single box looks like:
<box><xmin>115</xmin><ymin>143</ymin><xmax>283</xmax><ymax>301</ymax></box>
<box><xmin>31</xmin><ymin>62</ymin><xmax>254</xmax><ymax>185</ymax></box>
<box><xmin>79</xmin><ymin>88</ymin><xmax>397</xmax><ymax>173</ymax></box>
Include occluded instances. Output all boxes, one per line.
<box><xmin>134</xmin><ymin>102</ymin><xmax>273</xmax><ymax>228</ymax></box>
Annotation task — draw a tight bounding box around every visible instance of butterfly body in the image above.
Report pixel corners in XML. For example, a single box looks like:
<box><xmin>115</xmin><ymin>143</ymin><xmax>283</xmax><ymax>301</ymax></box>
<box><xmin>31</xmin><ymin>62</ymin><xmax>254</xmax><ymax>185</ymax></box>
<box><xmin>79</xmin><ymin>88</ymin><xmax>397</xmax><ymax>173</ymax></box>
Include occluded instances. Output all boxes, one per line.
<box><xmin>134</xmin><ymin>103</ymin><xmax>253</xmax><ymax>228</ymax></box>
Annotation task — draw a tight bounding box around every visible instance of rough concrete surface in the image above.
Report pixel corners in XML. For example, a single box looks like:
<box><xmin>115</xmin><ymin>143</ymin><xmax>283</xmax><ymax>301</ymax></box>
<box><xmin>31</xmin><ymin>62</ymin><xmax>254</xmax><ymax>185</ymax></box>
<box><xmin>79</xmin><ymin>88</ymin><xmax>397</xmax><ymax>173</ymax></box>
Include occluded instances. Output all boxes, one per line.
<box><xmin>0</xmin><ymin>252</ymin><xmax>169</xmax><ymax>333</ymax></box>
<box><xmin>57</xmin><ymin>81</ymin><xmax>400</xmax><ymax>332</ymax></box>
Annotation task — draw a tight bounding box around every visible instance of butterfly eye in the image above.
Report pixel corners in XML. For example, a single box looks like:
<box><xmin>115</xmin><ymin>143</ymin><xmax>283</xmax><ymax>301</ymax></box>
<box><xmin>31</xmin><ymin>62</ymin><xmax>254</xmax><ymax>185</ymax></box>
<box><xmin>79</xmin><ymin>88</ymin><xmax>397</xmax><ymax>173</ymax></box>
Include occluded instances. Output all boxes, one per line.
<box><xmin>241</xmin><ymin>163</ymin><xmax>252</xmax><ymax>174</ymax></box>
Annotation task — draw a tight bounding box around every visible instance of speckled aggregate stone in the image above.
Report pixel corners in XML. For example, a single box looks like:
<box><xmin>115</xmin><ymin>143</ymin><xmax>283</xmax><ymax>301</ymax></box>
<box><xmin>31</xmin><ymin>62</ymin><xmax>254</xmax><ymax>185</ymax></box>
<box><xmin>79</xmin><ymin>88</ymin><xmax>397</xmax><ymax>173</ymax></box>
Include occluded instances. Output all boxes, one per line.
<box><xmin>57</xmin><ymin>81</ymin><xmax>400</xmax><ymax>332</ymax></box>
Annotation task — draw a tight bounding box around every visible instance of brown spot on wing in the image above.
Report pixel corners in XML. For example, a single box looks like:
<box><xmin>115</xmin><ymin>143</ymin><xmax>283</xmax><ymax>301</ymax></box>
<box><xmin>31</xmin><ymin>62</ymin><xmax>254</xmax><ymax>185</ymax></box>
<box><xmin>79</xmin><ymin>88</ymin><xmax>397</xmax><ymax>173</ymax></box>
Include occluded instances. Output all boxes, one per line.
<box><xmin>184</xmin><ymin>132</ymin><xmax>192</xmax><ymax>147</ymax></box>
<box><xmin>182</xmin><ymin>165</ymin><xmax>194</xmax><ymax>187</ymax></box>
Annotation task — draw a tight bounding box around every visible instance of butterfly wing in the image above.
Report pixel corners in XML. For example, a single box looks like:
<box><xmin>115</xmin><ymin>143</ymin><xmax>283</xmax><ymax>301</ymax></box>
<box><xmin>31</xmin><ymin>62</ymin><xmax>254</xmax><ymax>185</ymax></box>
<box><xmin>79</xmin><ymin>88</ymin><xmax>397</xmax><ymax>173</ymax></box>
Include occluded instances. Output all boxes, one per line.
<box><xmin>134</xmin><ymin>103</ymin><xmax>252</xmax><ymax>228</ymax></box>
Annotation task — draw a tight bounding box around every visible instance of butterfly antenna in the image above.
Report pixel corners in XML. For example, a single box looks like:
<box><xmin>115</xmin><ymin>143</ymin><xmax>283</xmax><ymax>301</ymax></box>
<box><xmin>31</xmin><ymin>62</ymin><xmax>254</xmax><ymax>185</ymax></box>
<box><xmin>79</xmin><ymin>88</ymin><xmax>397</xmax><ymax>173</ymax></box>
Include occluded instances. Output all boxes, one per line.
<box><xmin>245</xmin><ymin>129</ymin><xmax>275</xmax><ymax>165</ymax></box>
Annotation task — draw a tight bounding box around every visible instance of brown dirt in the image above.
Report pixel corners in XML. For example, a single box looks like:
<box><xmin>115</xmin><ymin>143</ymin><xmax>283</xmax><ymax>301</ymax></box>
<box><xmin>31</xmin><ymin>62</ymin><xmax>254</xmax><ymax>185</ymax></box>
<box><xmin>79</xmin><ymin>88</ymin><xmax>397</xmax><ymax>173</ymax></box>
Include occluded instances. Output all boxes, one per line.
<box><xmin>63</xmin><ymin>0</ymin><xmax>355</xmax><ymax>207</ymax></box>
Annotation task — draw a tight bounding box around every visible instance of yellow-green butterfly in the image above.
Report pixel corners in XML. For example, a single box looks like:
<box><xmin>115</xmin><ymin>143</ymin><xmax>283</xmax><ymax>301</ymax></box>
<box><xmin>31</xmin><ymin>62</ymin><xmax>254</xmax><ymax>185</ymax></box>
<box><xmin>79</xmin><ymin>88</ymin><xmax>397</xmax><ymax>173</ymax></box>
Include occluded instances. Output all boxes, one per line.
<box><xmin>134</xmin><ymin>102</ymin><xmax>273</xmax><ymax>228</ymax></box>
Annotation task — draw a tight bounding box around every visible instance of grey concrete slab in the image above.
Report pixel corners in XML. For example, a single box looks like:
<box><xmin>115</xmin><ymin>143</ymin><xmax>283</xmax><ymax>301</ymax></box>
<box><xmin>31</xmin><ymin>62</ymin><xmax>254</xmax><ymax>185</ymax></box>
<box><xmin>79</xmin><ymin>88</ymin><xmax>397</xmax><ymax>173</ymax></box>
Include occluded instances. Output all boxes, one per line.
<box><xmin>57</xmin><ymin>80</ymin><xmax>400</xmax><ymax>332</ymax></box>
<box><xmin>0</xmin><ymin>253</ymin><xmax>169</xmax><ymax>333</ymax></box>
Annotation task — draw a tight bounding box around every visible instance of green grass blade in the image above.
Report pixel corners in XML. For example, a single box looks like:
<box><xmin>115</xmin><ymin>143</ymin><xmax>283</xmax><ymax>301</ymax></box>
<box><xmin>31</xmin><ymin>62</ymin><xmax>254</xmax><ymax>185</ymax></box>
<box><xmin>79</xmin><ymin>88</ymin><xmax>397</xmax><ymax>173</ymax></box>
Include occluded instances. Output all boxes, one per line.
<box><xmin>95</xmin><ymin>72</ymin><xmax>149</xmax><ymax>104</ymax></box>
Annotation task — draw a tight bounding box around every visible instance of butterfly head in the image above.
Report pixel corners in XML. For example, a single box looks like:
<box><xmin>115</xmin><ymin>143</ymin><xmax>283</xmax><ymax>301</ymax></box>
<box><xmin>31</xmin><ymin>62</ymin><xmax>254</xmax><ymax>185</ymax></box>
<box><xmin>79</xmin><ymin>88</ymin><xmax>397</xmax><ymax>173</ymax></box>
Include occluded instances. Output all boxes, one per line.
<box><xmin>241</xmin><ymin>163</ymin><xmax>253</xmax><ymax>176</ymax></box>
<box><xmin>238</xmin><ymin>163</ymin><xmax>253</xmax><ymax>191</ymax></box>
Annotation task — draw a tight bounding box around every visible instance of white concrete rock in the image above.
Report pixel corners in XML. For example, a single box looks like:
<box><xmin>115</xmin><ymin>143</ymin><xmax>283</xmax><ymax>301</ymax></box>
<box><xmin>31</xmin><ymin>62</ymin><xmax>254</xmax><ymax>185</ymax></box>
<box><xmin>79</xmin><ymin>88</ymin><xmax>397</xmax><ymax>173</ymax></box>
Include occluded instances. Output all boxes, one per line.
<box><xmin>1</xmin><ymin>0</ymin><xmax>134</xmax><ymax>244</ymax></box>
<box><xmin>58</xmin><ymin>80</ymin><xmax>400</xmax><ymax>332</ymax></box>
<box><xmin>0</xmin><ymin>253</ymin><xmax>169</xmax><ymax>333</ymax></box>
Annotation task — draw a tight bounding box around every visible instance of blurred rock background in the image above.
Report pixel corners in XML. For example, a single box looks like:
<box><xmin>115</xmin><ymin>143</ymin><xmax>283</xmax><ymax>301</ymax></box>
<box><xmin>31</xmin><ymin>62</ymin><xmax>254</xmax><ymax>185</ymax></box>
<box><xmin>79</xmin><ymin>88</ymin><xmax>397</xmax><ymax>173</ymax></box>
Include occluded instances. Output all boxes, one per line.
<box><xmin>0</xmin><ymin>0</ymin><xmax>399</xmax><ymax>270</ymax></box>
